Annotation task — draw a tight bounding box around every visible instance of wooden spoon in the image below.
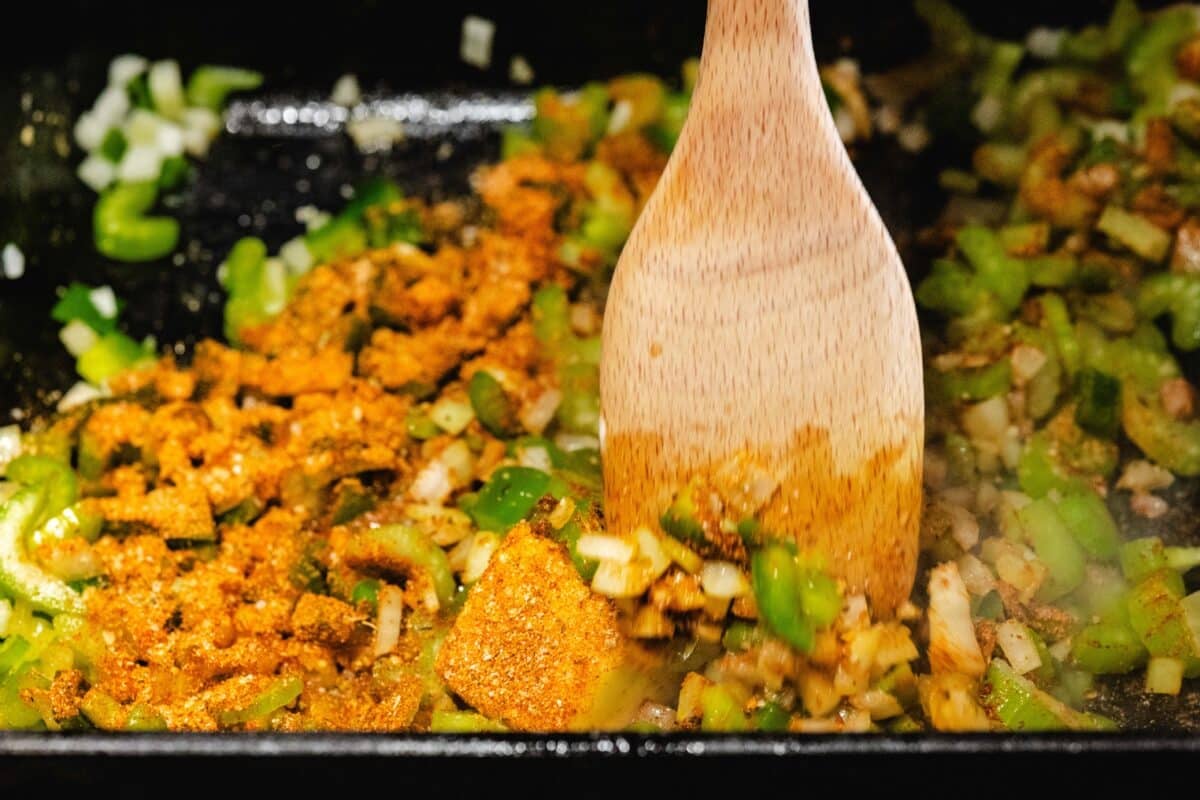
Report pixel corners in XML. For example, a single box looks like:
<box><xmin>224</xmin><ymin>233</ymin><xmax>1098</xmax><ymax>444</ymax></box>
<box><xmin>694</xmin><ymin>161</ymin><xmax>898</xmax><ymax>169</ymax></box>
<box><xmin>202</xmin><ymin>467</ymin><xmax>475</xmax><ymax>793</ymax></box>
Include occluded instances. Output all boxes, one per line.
<box><xmin>600</xmin><ymin>0</ymin><xmax>923</xmax><ymax>613</ymax></box>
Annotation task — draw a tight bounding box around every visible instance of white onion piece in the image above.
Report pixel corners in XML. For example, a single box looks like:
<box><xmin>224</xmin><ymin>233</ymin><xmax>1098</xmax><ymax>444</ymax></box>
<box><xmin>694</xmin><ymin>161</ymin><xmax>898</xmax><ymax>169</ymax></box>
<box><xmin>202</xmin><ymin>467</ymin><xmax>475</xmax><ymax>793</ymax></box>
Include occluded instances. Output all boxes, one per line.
<box><xmin>577</xmin><ymin>534</ymin><xmax>635</xmax><ymax>564</ymax></box>
<box><xmin>1</xmin><ymin>243</ymin><xmax>25</xmax><ymax>280</ymax></box>
<box><xmin>181</xmin><ymin>107</ymin><xmax>222</xmax><ymax>158</ymax></box>
<box><xmin>59</xmin><ymin>320</ymin><xmax>98</xmax><ymax>358</ymax></box>
<box><xmin>57</xmin><ymin>381</ymin><xmax>105</xmax><ymax>413</ymax></box>
<box><xmin>700</xmin><ymin>561</ymin><xmax>750</xmax><ymax>599</ymax></box>
<box><xmin>373</xmin><ymin>585</ymin><xmax>405</xmax><ymax>657</ymax></box>
<box><xmin>92</xmin><ymin>86</ymin><xmax>131</xmax><ymax>129</ymax></box>
<box><xmin>108</xmin><ymin>54</ymin><xmax>148</xmax><ymax>88</ymax></box>
<box><xmin>89</xmin><ymin>286</ymin><xmax>118</xmax><ymax>320</ymax></box>
<box><xmin>73</xmin><ymin>112</ymin><xmax>107</xmax><ymax>152</ymax></box>
<box><xmin>116</xmin><ymin>145</ymin><xmax>164</xmax><ymax>182</ymax></box>
<box><xmin>460</xmin><ymin>15</ymin><xmax>496</xmax><ymax>69</ymax></box>
<box><xmin>279</xmin><ymin>237</ymin><xmax>314</xmax><ymax>276</ymax></box>
<box><xmin>517</xmin><ymin>444</ymin><xmax>553</xmax><ymax>473</ymax></box>
<box><xmin>518</xmin><ymin>388</ymin><xmax>561</xmax><ymax>436</ymax></box>
<box><xmin>331</xmin><ymin>74</ymin><xmax>362</xmax><ymax>108</ymax></box>
<box><xmin>0</xmin><ymin>599</ymin><xmax>11</xmax><ymax>637</ymax></box>
<box><xmin>463</xmin><ymin>532</ymin><xmax>500</xmax><ymax>584</ymax></box>
<box><xmin>148</xmin><ymin>60</ymin><xmax>185</xmax><ymax>119</ymax></box>
<box><xmin>927</xmin><ymin>561</ymin><xmax>986</xmax><ymax>677</ymax></box>
<box><xmin>996</xmin><ymin>620</ymin><xmax>1042</xmax><ymax>675</ymax></box>
<box><xmin>77</xmin><ymin>155</ymin><xmax>116</xmax><ymax>192</ymax></box>
<box><xmin>0</xmin><ymin>426</ymin><xmax>21</xmax><ymax>472</ymax></box>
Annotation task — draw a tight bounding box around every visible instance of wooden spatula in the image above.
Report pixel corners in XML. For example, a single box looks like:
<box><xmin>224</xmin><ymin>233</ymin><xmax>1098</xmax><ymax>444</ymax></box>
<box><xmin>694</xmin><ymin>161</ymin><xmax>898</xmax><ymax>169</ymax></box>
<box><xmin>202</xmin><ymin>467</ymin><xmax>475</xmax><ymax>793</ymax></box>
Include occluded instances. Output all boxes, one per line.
<box><xmin>600</xmin><ymin>0</ymin><xmax>923</xmax><ymax>613</ymax></box>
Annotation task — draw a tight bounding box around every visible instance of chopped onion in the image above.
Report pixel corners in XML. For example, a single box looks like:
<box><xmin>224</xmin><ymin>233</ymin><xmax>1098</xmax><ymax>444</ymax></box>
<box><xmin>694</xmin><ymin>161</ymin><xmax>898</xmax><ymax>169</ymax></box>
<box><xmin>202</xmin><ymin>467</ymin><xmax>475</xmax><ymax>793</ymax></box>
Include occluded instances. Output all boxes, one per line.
<box><xmin>996</xmin><ymin>620</ymin><xmax>1042</xmax><ymax>675</ymax></box>
<box><xmin>77</xmin><ymin>154</ymin><xmax>116</xmax><ymax>192</ymax></box>
<box><xmin>148</xmin><ymin>60</ymin><xmax>185</xmax><ymax>119</ymax></box>
<box><xmin>59</xmin><ymin>320</ymin><xmax>98</xmax><ymax>358</ymax></box>
<box><xmin>73</xmin><ymin>112</ymin><xmax>107</xmax><ymax>152</ymax></box>
<box><xmin>634</xmin><ymin>526</ymin><xmax>671</xmax><ymax>581</ymax></box>
<box><xmin>117</xmin><ymin>145</ymin><xmax>165</xmax><ymax>182</ymax></box>
<box><xmin>460</xmin><ymin>15</ymin><xmax>496</xmax><ymax>69</ymax></box>
<box><xmin>961</xmin><ymin>395</ymin><xmax>1009</xmax><ymax>444</ymax></box>
<box><xmin>409</xmin><ymin>459</ymin><xmax>452</xmax><ymax>505</ymax></box>
<box><xmin>1146</xmin><ymin>657</ymin><xmax>1184</xmax><ymax>696</ymax></box>
<box><xmin>1</xmin><ymin>243</ymin><xmax>25</xmax><ymax>280</ymax></box>
<box><xmin>518</xmin><ymin>388</ymin><xmax>561</xmax><ymax>435</ymax></box>
<box><xmin>181</xmin><ymin>107</ymin><xmax>222</xmax><ymax>158</ymax></box>
<box><xmin>430</xmin><ymin>396</ymin><xmax>474</xmax><ymax>435</ymax></box>
<box><xmin>956</xmin><ymin>553</ymin><xmax>995</xmax><ymax>597</ymax></box>
<box><xmin>897</xmin><ymin>122</ymin><xmax>930</xmax><ymax>153</ymax></box>
<box><xmin>373</xmin><ymin>585</ymin><xmax>405</xmax><ymax>657</ymax></box>
<box><xmin>833</xmin><ymin>106</ymin><xmax>857</xmax><ymax>142</ymax></box>
<box><xmin>1009</xmin><ymin>344</ymin><xmax>1047</xmax><ymax>384</ymax></box>
<box><xmin>927</xmin><ymin>561</ymin><xmax>986</xmax><ymax>677</ymax></box>
<box><xmin>547</xmin><ymin>497</ymin><xmax>575</xmax><ymax>530</ymax></box>
<box><xmin>607</xmin><ymin>99</ymin><xmax>634</xmax><ymax>136</ymax></box>
<box><xmin>0</xmin><ymin>425</ymin><xmax>21</xmax><ymax>472</ymax></box>
<box><xmin>1090</xmin><ymin>120</ymin><xmax>1129</xmax><ymax>144</ymax></box>
<box><xmin>945</xmin><ymin>502</ymin><xmax>980</xmax><ymax>551</ymax></box>
<box><xmin>92</xmin><ymin>86</ymin><xmax>131</xmax><ymax>129</ymax></box>
<box><xmin>591</xmin><ymin>560</ymin><xmax>653</xmax><ymax>598</ymax></box>
<box><xmin>517</xmin><ymin>444</ymin><xmax>553</xmax><ymax>472</ymax></box>
<box><xmin>463</xmin><ymin>531</ymin><xmax>500</xmax><ymax>583</ymax></box>
<box><xmin>554</xmin><ymin>433</ymin><xmax>599</xmax><ymax>452</ymax></box>
<box><xmin>1025</xmin><ymin>27</ymin><xmax>1065</xmax><ymax>59</ymax></box>
<box><xmin>700</xmin><ymin>560</ymin><xmax>750</xmax><ymax>599</ymax></box>
<box><xmin>0</xmin><ymin>599</ymin><xmax>10</xmax><ymax>637</ymax></box>
<box><xmin>1116</xmin><ymin>459</ymin><xmax>1174</xmax><ymax>494</ymax></box>
<box><xmin>577</xmin><ymin>534</ymin><xmax>635</xmax><ymax>564</ymax></box>
<box><xmin>971</xmin><ymin>94</ymin><xmax>1004</xmax><ymax>133</ymax></box>
<box><xmin>1047</xmin><ymin>636</ymin><xmax>1073</xmax><ymax>663</ymax></box>
<box><xmin>108</xmin><ymin>54</ymin><xmax>148</xmax><ymax>88</ymax></box>
<box><xmin>155</xmin><ymin>120</ymin><xmax>186</xmax><ymax>158</ymax></box>
<box><xmin>89</xmin><ymin>286</ymin><xmax>118</xmax><ymax>320</ymax></box>
<box><xmin>509</xmin><ymin>55</ymin><xmax>535</xmax><ymax>85</ymax></box>
<box><xmin>630</xmin><ymin>606</ymin><xmax>674</xmax><ymax>639</ymax></box>
<box><xmin>852</xmin><ymin>689</ymin><xmax>904</xmax><ymax>721</ymax></box>
<box><xmin>279</xmin><ymin>236</ymin><xmax>314</xmax><ymax>275</ymax></box>
<box><xmin>346</xmin><ymin>117</ymin><xmax>405</xmax><ymax>153</ymax></box>
<box><xmin>57</xmin><ymin>381</ymin><xmax>105</xmax><ymax>413</ymax></box>
<box><xmin>331</xmin><ymin>74</ymin><xmax>362</xmax><ymax>108</ymax></box>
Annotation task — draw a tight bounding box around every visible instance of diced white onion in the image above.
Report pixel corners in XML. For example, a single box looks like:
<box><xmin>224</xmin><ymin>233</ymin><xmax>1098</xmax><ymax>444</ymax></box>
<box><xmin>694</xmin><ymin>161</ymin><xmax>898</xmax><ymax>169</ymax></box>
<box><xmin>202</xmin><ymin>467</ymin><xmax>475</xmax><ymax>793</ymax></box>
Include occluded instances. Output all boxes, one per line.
<box><xmin>1146</xmin><ymin>657</ymin><xmax>1184</xmax><ymax>695</ymax></box>
<box><xmin>956</xmin><ymin>553</ymin><xmax>995</xmax><ymax>597</ymax></box>
<box><xmin>897</xmin><ymin>122</ymin><xmax>930</xmax><ymax>153</ymax></box>
<box><xmin>927</xmin><ymin>561</ymin><xmax>986</xmax><ymax>677</ymax></box>
<box><xmin>430</xmin><ymin>396</ymin><xmax>474</xmax><ymax>435</ymax></box>
<box><xmin>1009</xmin><ymin>344</ymin><xmax>1047</xmax><ymax>384</ymax></box>
<box><xmin>996</xmin><ymin>620</ymin><xmax>1042</xmax><ymax>675</ymax></box>
<box><xmin>1</xmin><ymin>243</ymin><xmax>25</xmax><ymax>280</ymax></box>
<box><xmin>607</xmin><ymin>99</ymin><xmax>633</xmax><ymax>136</ymax></box>
<box><xmin>634</xmin><ymin>526</ymin><xmax>672</xmax><ymax>581</ymax></box>
<box><xmin>181</xmin><ymin>107</ymin><xmax>222</xmax><ymax>158</ymax></box>
<box><xmin>518</xmin><ymin>388</ymin><xmax>561</xmax><ymax>435</ymax></box>
<box><xmin>89</xmin><ymin>286</ymin><xmax>118</xmax><ymax>320</ymax></box>
<box><xmin>295</xmin><ymin>205</ymin><xmax>330</xmax><ymax>230</ymax></box>
<box><xmin>554</xmin><ymin>433</ymin><xmax>599</xmax><ymax>452</ymax></box>
<box><xmin>591</xmin><ymin>560</ymin><xmax>652</xmax><ymax>598</ymax></box>
<box><xmin>460</xmin><ymin>15</ymin><xmax>496</xmax><ymax>69</ymax></box>
<box><xmin>73</xmin><ymin>112</ymin><xmax>107</xmax><ymax>152</ymax></box>
<box><xmin>1090</xmin><ymin>120</ymin><xmax>1129</xmax><ymax>144</ymax></box>
<box><xmin>1025</xmin><ymin>27</ymin><xmax>1064</xmax><ymax>59</ymax></box>
<box><xmin>0</xmin><ymin>426</ymin><xmax>21</xmax><ymax>472</ymax></box>
<box><xmin>962</xmin><ymin>395</ymin><xmax>1009</xmax><ymax>444</ymax></box>
<box><xmin>509</xmin><ymin>55</ymin><xmax>535</xmax><ymax>85</ymax></box>
<box><xmin>373</xmin><ymin>585</ymin><xmax>405</xmax><ymax>657</ymax></box>
<box><xmin>971</xmin><ymin>94</ymin><xmax>1004</xmax><ymax>133</ymax></box>
<box><xmin>108</xmin><ymin>54</ymin><xmax>148</xmax><ymax>88</ymax></box>
<box><xmin>463</xmin><ymin>531</ymin><xmax>500</xmax><ymax>583</ymax></box>
<box><xmin>1047</xmin><ymin>636</ymin><xmax>1073</xmax><ymax>663</ymax></box>
<box><xmin>346</xmin><ymin>117</ymin><xmax>405</xmax><ymax>153</ymax></box>
<box><xmin>116</xmin><ymin>145</ymin><xmax>164</xmax><ymax>182</ymax></box>
<box><xmin>123</xmin><ymin>109</ymin><xmax>161</xmax><ymax>146</ymax></box>
<box><xmin>92</xmin><ymin>85</ymin><xmax>131</xmax><ymax>129</ymax></box>
<box><xmin>547</xmin><ymin>497</ymin><xmax>575</xmax><ymax>530</ymax></box>
<box><xmin>1116</xmin><ymin>459</ymin><xmax>1175</xmax><ymax>494</ymax></box>
<box><xmin>409</xmin><ymin>459</ymin><xmax>453</xmax><ymax>505</ymax></box>
<box><xmin>331</xmin><ymin>74</ymin><xmax>362</xmax><ymax>108</ymax></box>
<box><xmin>279</xmin><ymin>236</ymin><xmax>314</xmax><ymax>276</ymax></box>
<box><xmin>577</xmin><ymin>534</ymin><xmax>635</xmax><ymax>564</ymax></box>
<box><xmin>57</xmin><ymin>381</ymin><xmax>105</xmax><ymax>412</ymax></box>
<box><xmin>699</xmin><ymin>560</ymin><xmax>750</xmax><ymax>599</ymax></box>
<box><xmin>77</xmin><ymin>154</ymin><xmax>116</xmax><ymax>192</ymax></box>
<box><xmin>155</xmin><ymin>120</ymin><xmax>185</xmax><ymax>158</ymax></box>
<box><xmin>148</xmin><ymin>60</ymin><xmax>185</xmax><ymax>119</ymax></box>
<box><xmin>59</xmin><ymin>320</ymin><xmax>98</xmax><ymax>357</ymax></box>
<box><xmin>1169</xmin><ymin>82</ymin><xmax>1200</xmax><ymax>111</ymax></box>
<box><xmin>517</xmin><ymin>444</ymin><xmax>553</xmax><ymax>472</ymax></box>
<box><xmin>0</xmin><ymin>599</ymin><xmax>10</xmax><ymax>637</ymax></box>
<box><xmin>833</xmin><ymin>106</ymin><xmax>857</xmax><ymax>142</ymax></box>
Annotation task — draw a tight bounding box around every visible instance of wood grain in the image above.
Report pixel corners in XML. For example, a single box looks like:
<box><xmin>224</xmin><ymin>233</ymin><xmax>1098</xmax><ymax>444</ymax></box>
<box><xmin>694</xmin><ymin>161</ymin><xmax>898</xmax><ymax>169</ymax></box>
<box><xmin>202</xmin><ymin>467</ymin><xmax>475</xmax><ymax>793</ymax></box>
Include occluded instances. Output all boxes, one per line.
<box><xmin>600</xmin><ymin>0</ymin><xmax>924</xmax><ymax>613</ymax></box>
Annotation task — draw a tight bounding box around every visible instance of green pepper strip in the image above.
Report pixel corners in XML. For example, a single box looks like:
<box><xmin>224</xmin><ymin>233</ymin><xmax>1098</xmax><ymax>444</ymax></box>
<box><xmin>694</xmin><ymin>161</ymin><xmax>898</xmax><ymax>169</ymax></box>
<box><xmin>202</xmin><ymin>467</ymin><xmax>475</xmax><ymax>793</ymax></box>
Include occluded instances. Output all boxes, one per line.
<box><xmin>956</xmin><ymin>226</ymin><xmax>1029</xmax><ymax>314</ymax></box>
<box><xmin>217</xmin><ymin>676</ymin><xmax>302</xmax><ymax>727</ymax></box>
<box><xmin>468</xmin><ymin>467</ymin><xmax>551</xmax><ymax>534</ymax></box>
<box><xmin>0</xmin><ymin>488</ymin><xmax>85</xmax><ymax>615</ymax></box>
<box><xmin>93</xmin><ymin>182</ymin><xmax>179</xmax><ymax>262</ymax></box>
<box><xmin>349</xmin><ymin>525</ymin><xmax>455</xmax><ymax>609</ymax></box>
<box><xmin>1136</xmin><ymin>273</ymin><xmax>1200</xmax><ymax>352</ymax></box>
<box><xmin>185</xmin><ymin>66</ymin><xmax>264</xmax><ymax>110</ymax></box>
<box><xmin>4</xmin><ymin>455</ymin><xmax>78</xmax><ymax>528</ymax></box>
<box><xmin>468</xmin><ymin>371</ymin><xmax>521</xmax><ymax>438</ymax></box>
<box><xmin>751</xmin><ymin>543</ymin><xmax>819</xmax><ymax>654</ymax></box>
<box><xmin>983</xmin><ymin>659</ymin><xmax>1116</xmax><ymax>732</ymax></box>
<box><xmin>1018</xmin><ymin>498</ymin><xmax>1085</xmax><ymax>602</ymax></box>
<box><xmin>1054</xmin><ymin>491</ymin><xmax>1119</xmax><ymax>561</ymax></box>
<box><xmin>51</xmin><ymin>283</ymin><xmax>121</xmax><ymax>335</ymax></box>
<box><xmin>1071</xmin><ymin>622</ymin><xmax>1148</xmax><ymax>674</ymax></box>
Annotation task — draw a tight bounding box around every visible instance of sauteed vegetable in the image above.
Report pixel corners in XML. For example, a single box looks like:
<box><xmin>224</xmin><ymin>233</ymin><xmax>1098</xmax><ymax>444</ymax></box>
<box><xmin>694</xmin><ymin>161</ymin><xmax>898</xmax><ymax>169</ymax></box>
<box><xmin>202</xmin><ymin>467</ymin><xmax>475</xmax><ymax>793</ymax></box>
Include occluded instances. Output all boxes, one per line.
<box><xmin>3</xmin><ymin>0</ymin><xmax>1200</xmax><ymax>732</ymax></box>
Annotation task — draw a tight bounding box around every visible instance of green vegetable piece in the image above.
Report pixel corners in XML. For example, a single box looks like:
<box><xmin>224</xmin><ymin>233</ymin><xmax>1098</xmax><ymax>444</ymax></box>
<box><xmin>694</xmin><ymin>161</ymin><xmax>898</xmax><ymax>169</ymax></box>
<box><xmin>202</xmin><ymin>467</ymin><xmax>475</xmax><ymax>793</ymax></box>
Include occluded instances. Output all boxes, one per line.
<box><xmin>1126</xmin><ymin>7</ymin><xmax>1196</xmax><ymax>119</ymax></box>
<box><xmin>1120</xmin><ymin>538</ymin><xmax>1169</xmax><ymax>583</ymax></box>
<box><xmin>51</xmin><ymin>283</ymin><xmax>121</xmax><ymax>335</ymax></box>
<box><xmin>796</xmin><ymin>568</ymin><xmax>842</xmax><ymax>629</ymax></box>
<box><xmin>468</xmin><ymin>371</ymin><xmax>521</xmax><ymax>438</ymax></box>
<box><xmin>956</xmin><ymin>226</ymin><xmax>1029</xmax><ymax>314</ymax></box>
<box><xmin>1106</xmin><ymin>0</ymin><xmax>1142</xmax><ymax>52</ymax></box>
<box><xmin>1039</xmin><ymin>294</ymin><xmax>1081</xmax><ymax>377</ymax></box>
<box><xmin>1097</xmin><ymin>205</ymin><xmax>1171</xmax><ymax>262</ymax></box>
<box><xmin>468</xmin><ymin>467</ymin><xmax>551</xmax><ymax>534</ymax></box>
<box><xmin>1073</xmin><ymin>369</ymin><xmax>1121</xmax><ymax>438</ymax></box>
<box><xmin>98</xmin><ymin>128</ymin><xmax>127</xmax><ymax>163</ymax></box>
<box><xmin>429</xmin><ymin>710</ymin><xmax>508</xmax><ymax>733</ymax></box>
<box><xmin>76</xmin><ymin>332</ymin><xmax>152</xmax><ymax>385</ymax></box>
<box><xmin>983</xmin><ymin>659</ymin><xmax>1117</xmax><ymax>732</ymax></box>
<box><xmin>4</xmin><ymin>455</ymin><xmax>78</xmax><ymax>527</ymax></box>
<box><xmin>93</xmin><ymin>182</ymin><xmax>179</xmax><ymax>262</ymax></box>
<box><xmin>1137</xmin><ymin>273</ymin><xmax>1200</xmax><ymax>352</ymax></box>
<box><xmin>157</xmin><ymin>155</ymin><xmax>189</xmax><ymax>191</ymax></box>
<box><xmin>915</xmin><ymin>260</ymin><xmax>990</xmax><ymax>316</ymax></box>
<box><xmin>125</xmin><ymin>704</ymin><xmax>168</xmax><ymax>732</ymax></box>
<box><xmin>699</xmin><ymin>685</ymin><xmax>749</xmax><ymax>732</ymax></box>
<box><xmin>0</xmin><ymin>487</ymin><xmax>85</xmax><ymax>615</ymax></box>
<box><xmin>80</xmin><ymin>689</ymin><xmax>125</xmax><ymax>730</ymax></box>
<box><xmin>330</xmin><ymin>480</ymin><xmax>375</xmax><ymax>525</ymax></box>
<box><xmin>500</xmin><ymin>126</ymin><xmax>541</xmax><ymax>160</ymax></box>
<box><xmin>752</xmin><ymin>701</ymin><xmax>791</xmax><ymax>732</ymax></box>
<box><xmin>1018</xmin><ymin>499</ymin><xmax>1086</xmax><ymax>602</ymax></box>
<box><xmin>218</xmin><ymin>497</ymin><xmax>264</xmax><ymax>527</ymax></box>
<box><xmin>1127</xmin><ymin>570</ymin><xmax>1200</xmax><ymax>676</ymax></box>
<box><xmin>648</xmin><ymin>91</ymin><xmax>689</xmax><ymax>152</ymax></box>
<box><xmin>555</xmin><ymin>363</ymin><xmax>600</xmax><ymax>435</ymax></box>
<box><xmin>1054</xmin><ymin>491</ymin><xmax>1120</xmax><ymax>561</ymax></box>
<box><xmin>405</xmin><ymin>409</ymin><xmax>441</xmax><ymax>441</ymax></box>
<box><xmin>973</xmin><ymin>589</ymin><xmax>1004</xmax><ymax>620</ymax></box>
<box><xmin>217</xmin><ymin>676</ymin><xmax>302</xmax><ymax>727</ymax></box>
<box><xmin>1121</xmin><ymin>387</ymin><xmax>1200</xmax><ymax>476</ymax></box>
<box><xmin>939</xmin><ymin>360</ymin><xmax>1012</xmax><ymax>402</ymax></box>
<box><xmin>185</xmin><ymin>66</ymin><xmax>264</xmax><ymax>110</ymax></box>
<box><xmin>347</xmin><ymin>525</ymin><xmax>455</xmax><ymax>609</ymax></box>
<box><xmin>350</xmin><ymin>578</ymin><xmax>381</xmax><ymax>610</ymax></box>
<box><xmin>126</xmin><ymin>73</ymin><xmax>153</xmax><ymax>110</ymax></box>
<box><xmin>751</xmin><ymin>543</ymin><xmax>815</xmax><ymax>654</ymax></box>
<box><xmin>1071</xmin><ymin>622</ymin><xmax>1149</xmax><ymax>674</ymax></box>
<box><xmin>659</xmin><ymin>479</ymin><xmax>706</xmax><ymax>544</ymax></box>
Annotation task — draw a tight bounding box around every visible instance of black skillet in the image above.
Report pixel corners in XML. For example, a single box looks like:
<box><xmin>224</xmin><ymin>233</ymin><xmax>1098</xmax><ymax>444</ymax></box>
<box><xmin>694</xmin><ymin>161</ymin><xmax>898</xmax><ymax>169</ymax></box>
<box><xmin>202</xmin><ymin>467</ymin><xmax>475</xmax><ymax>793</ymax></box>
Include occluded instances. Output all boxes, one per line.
<box><xmin>0</xmin><ymin>0</ymin><xmax>1197</xmax><ymax>786</ymax></box>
